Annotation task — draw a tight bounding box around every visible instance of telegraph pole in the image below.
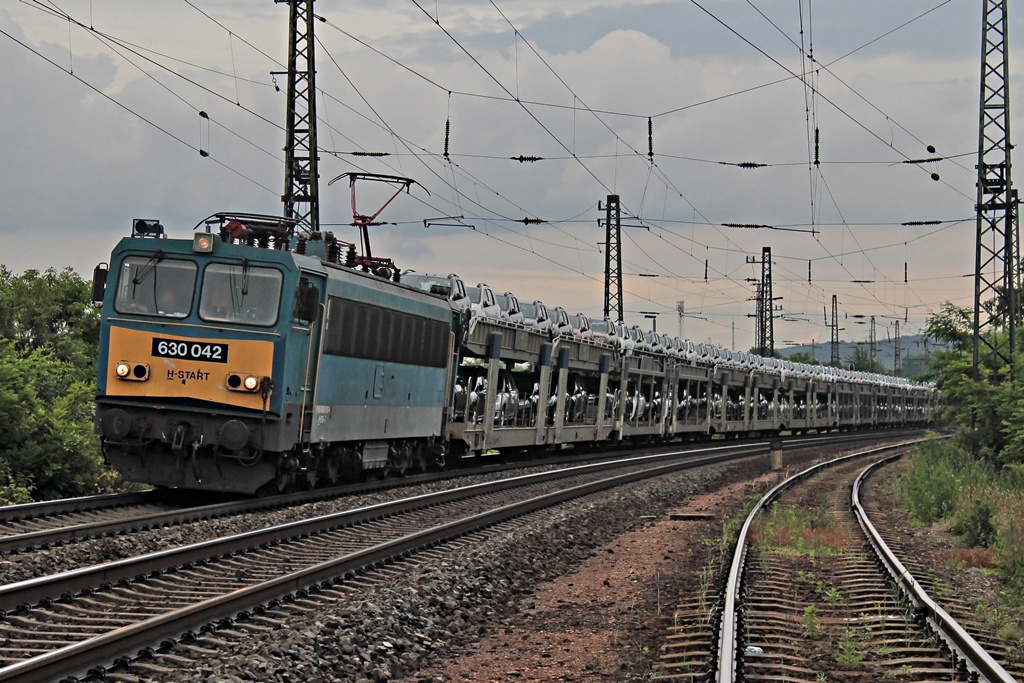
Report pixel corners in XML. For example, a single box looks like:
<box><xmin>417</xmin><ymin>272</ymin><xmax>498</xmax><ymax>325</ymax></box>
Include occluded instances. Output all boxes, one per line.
<box><xmin>973</xmin><ymin>0</ymin><xmax>1017</xmax><ymax>380</ymax></box>
<box><xmin>602</xmin><ymin>195</ymin><xmax>623</xmax><ymax>322</ymax></box>
<box><xmin>277</xmin><ymin>0</ymin><xmax>320</xmax><ymax>233</ymax></box>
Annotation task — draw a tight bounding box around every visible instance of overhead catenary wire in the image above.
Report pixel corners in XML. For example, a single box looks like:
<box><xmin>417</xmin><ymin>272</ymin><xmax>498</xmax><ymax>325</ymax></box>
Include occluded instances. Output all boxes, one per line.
<box><xmin>0</xmin><ymin>24</ymin><xmax>277</xmax><ymax>196</ymax></box>
<box><xmin>9</xmin><ymin>0</ymin><xmax>971</xmax><ymax>343</ymax></box>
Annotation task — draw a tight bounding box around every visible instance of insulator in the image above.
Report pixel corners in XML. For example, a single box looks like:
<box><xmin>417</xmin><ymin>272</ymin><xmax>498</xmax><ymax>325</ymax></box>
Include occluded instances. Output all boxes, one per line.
<box><xmin>295</xmin><ymin>237</ymin><xmax>307</xmax><ymax>255</ymax></box>
<box><xmin>734</xmin><ymin>162</ymin><xmax>767</xmax><ymax>169</ymax></box>
<box><xmin>444</xmin><ymin>118</ymin><xmax>450</xmax><ymax>160</ymax></box>
<box><xmin>704</xmin><ymin>259</ymin><xmax>708</xmax><ymax>282</ymax></box>
<box><xmin>326</xmin><ymin>235</ymin><xmax>340</xmax><ymax>264</ymax></box>
<box><xmin>258</xmin><ymin>235</ymin><xmax>269</xmax><ymax>249</ymax></box>
<box><xmin>350</xmin><ymin>151</ymin><xmax>389</xmax><ymax>157</ymax></box>
<box><xmin>511</xmin><ymin>155</ymin><xmax>542</xmax><ymax>163</ymax></box>
<box><xmin>521</xmin><ymin>217</ymin><xmax>546</xmax><ymax>225</ymax></box>
<box><xmin>808</xmin><ymin>260</ymin><xmax>812</xmax><ymax>283</ymax></box>
<box><xmin>648</xmin><ymin>117</ymin><xmax>654</xmax><ymax>162</ymax></box>
<box><xmin>345</xmin><ymin>246</ymin><xmax>356</xmax><ymax>268</ymax></box>
<box><xmin>814</xmin><ymin>128</ymin><xmax>820</xmax><ymax>166</ymax></box>
<box><xmin>905</xmin><ymin>262</ymin><xmax>908</xmax><ymax>283</ymax></box>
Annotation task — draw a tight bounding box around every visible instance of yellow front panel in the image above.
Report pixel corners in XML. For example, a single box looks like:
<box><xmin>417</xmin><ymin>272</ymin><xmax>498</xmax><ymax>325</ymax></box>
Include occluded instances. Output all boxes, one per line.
<box><xmin>106</xmin><ymin>326</ymin><xmax>274</xmax><ymax>410</ymax></box>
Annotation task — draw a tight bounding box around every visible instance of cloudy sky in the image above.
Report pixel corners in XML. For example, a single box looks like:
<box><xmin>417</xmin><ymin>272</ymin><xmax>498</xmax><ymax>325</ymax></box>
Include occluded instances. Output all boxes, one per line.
<box><xmin>1</xmin><ymin>0</ymin><xmax>1016</xmax><ymax>353</ymax></box>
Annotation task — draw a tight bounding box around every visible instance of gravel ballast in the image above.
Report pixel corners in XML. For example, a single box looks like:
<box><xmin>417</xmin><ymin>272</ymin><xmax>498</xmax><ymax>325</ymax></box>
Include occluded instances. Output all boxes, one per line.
<box><xmin>128</xmin><ymin>448</ymin><xmax>822</xmax><ymax>683</ymax></box>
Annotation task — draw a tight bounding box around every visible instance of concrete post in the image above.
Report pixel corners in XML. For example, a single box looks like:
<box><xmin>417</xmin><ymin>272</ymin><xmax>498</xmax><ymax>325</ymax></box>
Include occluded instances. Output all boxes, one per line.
<box><xmin>770</xmin><ymin>438</ymin><xmax>783</xmax><ymax>471</ymax></box>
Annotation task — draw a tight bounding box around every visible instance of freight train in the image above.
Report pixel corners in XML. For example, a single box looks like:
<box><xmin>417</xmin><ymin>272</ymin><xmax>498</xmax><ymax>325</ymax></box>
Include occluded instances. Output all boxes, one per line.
<box><xmin>92</xmin><ymin>213</ymin><xmax>938</xmax><ymax>494</ymax></box>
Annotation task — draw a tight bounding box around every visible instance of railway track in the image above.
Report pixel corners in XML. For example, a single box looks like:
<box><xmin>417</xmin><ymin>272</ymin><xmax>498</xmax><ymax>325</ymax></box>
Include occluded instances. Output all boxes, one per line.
<box><xmin>0</xmin><ymin>429</ymin><xmax>923</xmax><ymax>557</ymax></box>
<box><xmin>858</xmin><ymin>456</ymin><xmax>1024</xmax><ymax>681</ymax></box>
<box><xmin>700</xmin><ymin>443</ymin><xmax>1016</xmax><ymax>682</ymax></box>
<box><xmin>0</xmin><ymin>440</ymin><xmax>775</xmax><ymax>682</ymax></box>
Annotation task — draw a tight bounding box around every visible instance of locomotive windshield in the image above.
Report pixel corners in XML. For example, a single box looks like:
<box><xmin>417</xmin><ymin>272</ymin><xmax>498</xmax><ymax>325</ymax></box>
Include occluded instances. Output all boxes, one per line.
<box><xmin>199</xmin><ymin>262</ymin><xmax>283</xmax><ymax>326</ymax></box>
<box><xmin>113</xmin><ymin>255</ymin><xmax>197</xmax><ymax>318</ymax></box>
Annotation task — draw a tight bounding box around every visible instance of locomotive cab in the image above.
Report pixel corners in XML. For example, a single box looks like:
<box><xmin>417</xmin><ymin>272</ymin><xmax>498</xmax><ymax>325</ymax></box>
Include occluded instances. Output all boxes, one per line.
<box><xmin>94</xmin><ymin>216</ymin><xmax>326</xmax><ymax>494</ymax></box>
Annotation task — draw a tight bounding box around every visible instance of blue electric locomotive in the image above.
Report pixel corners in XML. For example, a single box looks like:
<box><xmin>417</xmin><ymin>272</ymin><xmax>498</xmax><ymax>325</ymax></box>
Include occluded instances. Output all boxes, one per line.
<box><xmin>94</xmin><ymin>214</ymin><xmax>456</xmax><ymax>494</ymax></box>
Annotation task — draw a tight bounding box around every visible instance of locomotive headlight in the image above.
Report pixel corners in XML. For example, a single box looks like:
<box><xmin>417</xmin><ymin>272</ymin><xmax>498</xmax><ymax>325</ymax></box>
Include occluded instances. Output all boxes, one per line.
<box><xmin>114</xmin><ymin>361</ymin><xmax>149</xmax><ymax>381</ymax></box>
<box><xmin>227</xmin><ymin>372</ymin><xmax>263</xmax><ymax>393</ymax></box>
<box><xmin>193</xmin><ymin>233</ymin><xmax>215</xmax><ymax>253</ymax></box>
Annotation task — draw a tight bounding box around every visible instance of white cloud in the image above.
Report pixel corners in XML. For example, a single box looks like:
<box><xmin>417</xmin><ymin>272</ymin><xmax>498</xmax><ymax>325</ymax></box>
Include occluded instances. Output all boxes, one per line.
<box><xmin>0</xmin><ymin>1</ymin><xmax>1006</xmax><ymax>349</ymax></box>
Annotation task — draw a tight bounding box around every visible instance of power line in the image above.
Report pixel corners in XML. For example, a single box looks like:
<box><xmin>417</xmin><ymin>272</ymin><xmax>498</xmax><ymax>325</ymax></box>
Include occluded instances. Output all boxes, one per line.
<box><xmin>0</xmin><ymin>24</ymin><xmax>277</xmax><ymax>196</ymax></box>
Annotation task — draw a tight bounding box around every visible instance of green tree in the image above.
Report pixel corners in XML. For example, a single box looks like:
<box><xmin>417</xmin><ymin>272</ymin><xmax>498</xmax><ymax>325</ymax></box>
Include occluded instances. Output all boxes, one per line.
<box><xmin>924</xmin><ymin>302</ymin><xmax>972</xmax><ymax>353</ymax></box>
<box><xmin>0</xmin><ymin>267</ymin><xmax>119</xmax><ymax>503</ymax></box>
<box><xmin>0</xmin><ymin>266</ymin><xmax>100</xmax><ymax>371</ymax></box>
<box><xmin>921</xmin><ymin>300</ymin><xmax>1024</xmax><ymax>465</ymax></box>
<box><xmin>845</xmin><ymin>346</ymin><xmax>885</xmax><ymax>373</ymax></box>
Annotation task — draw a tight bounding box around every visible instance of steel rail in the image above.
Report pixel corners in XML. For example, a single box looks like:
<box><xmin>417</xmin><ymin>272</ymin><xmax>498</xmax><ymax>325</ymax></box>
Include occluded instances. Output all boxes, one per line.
<box><xmin>714</xmin><ymin>437</ymin><xmax>929</xmax><ymax>683</ymax></box>
<box><xmin>0</xmin><ymin>429</ymin><xmax>922</xmax><ymax>555</ymax></box>
<box><xmin>852</xmin><ymin>455</ymin><xmax>1016</xmax><ymax>683</ymax></box>
<box><xmin>0</xmin><ymin>438</ymin><xmax>791</xmax><ymax>683</ymax></box>
<box><xmin>0</xmin><ymin>440</ymin><xmax>780</xmax><ymax>615</ymax></box>
<box><xmin>0</xmin><ymin>491</ymin><xmax>161</xmax><ymax>525</ymax></box>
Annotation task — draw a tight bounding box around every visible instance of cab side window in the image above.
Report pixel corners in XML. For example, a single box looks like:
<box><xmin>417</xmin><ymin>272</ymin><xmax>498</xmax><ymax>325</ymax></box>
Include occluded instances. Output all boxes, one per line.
<box><xmin>293</xmin><ymin>277</ymin><xmax>320</xmax><ymax>323</ymax></box>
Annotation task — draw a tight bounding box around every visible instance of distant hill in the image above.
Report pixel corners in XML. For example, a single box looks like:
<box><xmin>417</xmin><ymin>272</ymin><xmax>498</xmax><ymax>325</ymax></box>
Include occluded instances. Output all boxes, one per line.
<box><xmin>777</xmin><ymin>334</ymin><xmax>948</xmax><ymax>375</ymax></box>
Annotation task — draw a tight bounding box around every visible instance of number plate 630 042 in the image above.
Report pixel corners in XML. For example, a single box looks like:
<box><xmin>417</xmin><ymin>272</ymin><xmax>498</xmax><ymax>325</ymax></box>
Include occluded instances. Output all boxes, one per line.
<box><xmin>151</xmin><ymin>338</ymin><xmax>229</xmax><ymax>363</ymax></box>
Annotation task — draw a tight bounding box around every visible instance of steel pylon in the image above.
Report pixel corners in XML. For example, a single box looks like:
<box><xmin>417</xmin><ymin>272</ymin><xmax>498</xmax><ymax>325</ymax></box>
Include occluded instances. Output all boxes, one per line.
<box><xmin>278</xmin><ymin>0</ymin><xmax>320</xmax><ymax>233</ymax></box>
<box><xmin>973</xmin><ymin>0</ymin><xmax>1017</xmax><ymax>380</ymax></box>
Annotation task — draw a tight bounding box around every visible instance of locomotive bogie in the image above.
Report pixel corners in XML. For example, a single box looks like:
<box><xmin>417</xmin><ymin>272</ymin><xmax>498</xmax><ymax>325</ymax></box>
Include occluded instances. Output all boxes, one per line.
<box><xmin>97</xmin><ymin>404</ymin><xmax>287</xmax><ymax>493</ymax></box>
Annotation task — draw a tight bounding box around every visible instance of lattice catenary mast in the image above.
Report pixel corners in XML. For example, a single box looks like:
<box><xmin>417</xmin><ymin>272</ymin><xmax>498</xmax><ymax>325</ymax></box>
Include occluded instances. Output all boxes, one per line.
<box><xmin>277</xmin><ymin>0</ymin><xmax>320</xmax><ymax>233</ymax></box>
<box><xmin>973</xmin><ymin>0</ymin><xmax>1017</xmax><ymax>379</ymax></box>
<box><xmin>602</xmin><ymin>195</ymin><xmax>623</xmax><ymax>322</ymax></box>
<box><xmin>869</xmin><ymin>316</ymin><xmax>877</xmax><ymax>366</ymax></box>
<box><xmin>830</xmin><ymin>295</ymin><xmax>840</xmax><ymax>367</ymax></box>
<box><xmin>755</xmin><ymin>247</ymin><xmax>775</xmax><ymax>357</ymax></box>
<box><xmin>894</xmin><ymin>319</ymin><xmax>902</xmax><ymax>377</ymax></box>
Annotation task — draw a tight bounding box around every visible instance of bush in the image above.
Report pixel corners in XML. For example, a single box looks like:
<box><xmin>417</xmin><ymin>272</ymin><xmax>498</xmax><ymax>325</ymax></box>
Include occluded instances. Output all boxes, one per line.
<box><xmin>0</xmin><ymin>266</ymin><xmax>126</xmax><ymax>503</ymax></box>
<box><xmin>951</xmin><ymin>499</ymin><xmax>998</xmax><ymax>548</ymax></box>
<box><xmin>901</xmin><ymin>439</ymin><xmax>1024</xmax><ymax>595</ymax></box>
<box><xmin>900</xmin><ymin>439</ymin><xmax>962</xmax><ymax>524</ymax></box>
<box><xmin>996</xmin><ymin>520</ymin><xmax>1024</xmax><ymax>593</ymax></box>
